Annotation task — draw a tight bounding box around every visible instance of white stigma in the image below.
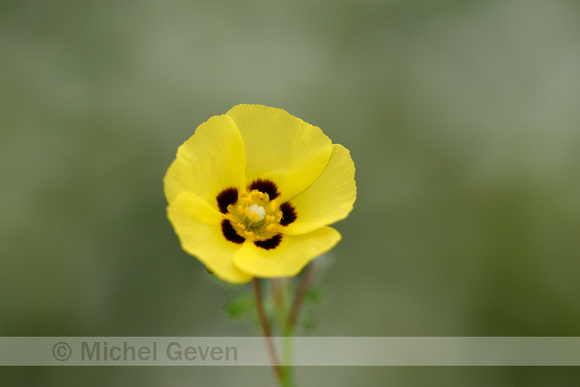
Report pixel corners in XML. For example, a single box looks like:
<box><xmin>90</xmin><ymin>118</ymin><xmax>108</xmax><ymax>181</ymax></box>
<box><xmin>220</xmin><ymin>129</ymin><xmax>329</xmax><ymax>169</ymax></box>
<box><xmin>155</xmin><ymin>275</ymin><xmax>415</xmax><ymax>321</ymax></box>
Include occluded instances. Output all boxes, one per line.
<box><xmin>248</xmin><ymin>204</ymin><xmax>266</xmax><ymax>222</ymax></box>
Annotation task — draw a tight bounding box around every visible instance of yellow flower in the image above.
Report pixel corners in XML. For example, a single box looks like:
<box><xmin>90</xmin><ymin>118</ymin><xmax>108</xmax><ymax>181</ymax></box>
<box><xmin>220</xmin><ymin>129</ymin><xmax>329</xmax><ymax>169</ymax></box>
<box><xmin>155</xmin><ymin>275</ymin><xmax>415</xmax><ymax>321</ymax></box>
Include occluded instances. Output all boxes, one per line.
<box><xmin>164</xmin><ymin>104</ymin><xmax>356</xmax><ymax>283</ymax></box>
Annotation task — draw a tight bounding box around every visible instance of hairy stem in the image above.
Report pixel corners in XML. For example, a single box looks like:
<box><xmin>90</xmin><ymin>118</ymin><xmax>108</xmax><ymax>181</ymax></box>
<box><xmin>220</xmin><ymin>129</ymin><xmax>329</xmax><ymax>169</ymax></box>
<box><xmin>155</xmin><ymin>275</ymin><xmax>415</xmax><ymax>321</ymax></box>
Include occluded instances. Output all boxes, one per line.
<box><xmin>286</xmin><ymin>262</ymin><xmax>318</xmax><ymax>334</ymax></box>
<box><xmin>253</xmin><ymin>278</ymin><xmax>284</xmax><ymax>383</ymax></box>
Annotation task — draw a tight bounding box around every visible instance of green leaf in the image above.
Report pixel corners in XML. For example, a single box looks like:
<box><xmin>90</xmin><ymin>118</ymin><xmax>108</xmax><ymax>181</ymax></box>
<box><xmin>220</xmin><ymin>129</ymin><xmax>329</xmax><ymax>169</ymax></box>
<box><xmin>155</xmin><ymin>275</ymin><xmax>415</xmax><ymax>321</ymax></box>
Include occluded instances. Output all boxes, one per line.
<box><xmin>224</xmin><ymin>293</ymin><xmax>256</xmax><ymax>321</ymax></box>
<box><xmin>304</xmin><ymin>286</ymin><xmax>323</xmax><ymax>305</ymax></box>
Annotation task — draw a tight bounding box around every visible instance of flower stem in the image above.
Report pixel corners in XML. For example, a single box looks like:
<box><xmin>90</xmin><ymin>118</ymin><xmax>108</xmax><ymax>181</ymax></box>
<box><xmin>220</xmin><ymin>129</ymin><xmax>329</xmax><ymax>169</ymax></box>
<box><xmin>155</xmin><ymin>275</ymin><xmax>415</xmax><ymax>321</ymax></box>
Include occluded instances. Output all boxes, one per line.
<box><xmin>253</xmin><ymin>278</ymin><xmax>285</xmax><ymax>384</ymax></box>
<box><xmin>272</xmin><ymin>278</ymin><xmax>295</xmax><ymax>386</ymax></box>
<box><xmin>286</xmin><ymin>262</ymin><xmax>318</xmax><ymax>334</ymax></box>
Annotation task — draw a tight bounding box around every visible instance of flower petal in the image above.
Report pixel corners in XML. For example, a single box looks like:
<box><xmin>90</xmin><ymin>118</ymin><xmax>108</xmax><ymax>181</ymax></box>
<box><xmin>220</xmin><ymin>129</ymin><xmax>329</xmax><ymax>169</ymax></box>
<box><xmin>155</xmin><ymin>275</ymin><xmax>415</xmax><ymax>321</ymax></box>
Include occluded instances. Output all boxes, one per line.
<box><xmin>164</xmin><ymin>114</ymin><xmax>246</xmax><ymax>210</ymax></box>
<box><xmin>233</xmin><ymin>227</ymin><xmax>341</xmax><ymax>277</ymax></box>
<box><xmin>167</xmin><ymin>192</ymin><xmax>252</xmax><ymax>283</ymax></box>
<box><xmin>283</xmin><ymin>144</ymin><xmax>356</xmax><ymax>235</ymax></box>
<box><xmin>226</xmin><ymin>104</ymin><xmax>333</xmax><ymax>200</ymax></box>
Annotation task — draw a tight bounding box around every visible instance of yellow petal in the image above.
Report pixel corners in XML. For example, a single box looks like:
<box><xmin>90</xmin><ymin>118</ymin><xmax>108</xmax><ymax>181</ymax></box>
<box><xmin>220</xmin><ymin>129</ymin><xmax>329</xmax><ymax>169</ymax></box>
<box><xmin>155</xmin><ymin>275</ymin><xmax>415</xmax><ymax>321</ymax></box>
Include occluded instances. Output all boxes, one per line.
<box><xmin>226</xmin><ymin>104</ymin><xmax>332</xmax><ymax>201</ymax></box>
<box><xmin>233</xmin><ymin>227</ymin><xmax>341</xmax><ymax>277</ymax></box>
<box><xmin>283</xmin><ymin>144</ymin><xmax>356</xmax><ymax>235</ymax></box>
<box><xmin>164</xmin><ymin>114</ymin><xmax>246</xmax><ymax>210</ymax></box>
<box><xmin>167</xmin><ymin>192</ymin><xmax>252</xmax><ymax>284</ymax></box>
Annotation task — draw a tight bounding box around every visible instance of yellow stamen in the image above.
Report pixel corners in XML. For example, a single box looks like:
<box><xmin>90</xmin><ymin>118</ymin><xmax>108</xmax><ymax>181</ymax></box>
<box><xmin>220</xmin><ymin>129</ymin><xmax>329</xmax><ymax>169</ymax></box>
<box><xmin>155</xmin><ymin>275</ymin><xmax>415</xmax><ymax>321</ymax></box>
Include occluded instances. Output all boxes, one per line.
<box><xmin>224</xmin><ymin>189</ymin><xmax>283</xmax><ymax>241</ymax></box>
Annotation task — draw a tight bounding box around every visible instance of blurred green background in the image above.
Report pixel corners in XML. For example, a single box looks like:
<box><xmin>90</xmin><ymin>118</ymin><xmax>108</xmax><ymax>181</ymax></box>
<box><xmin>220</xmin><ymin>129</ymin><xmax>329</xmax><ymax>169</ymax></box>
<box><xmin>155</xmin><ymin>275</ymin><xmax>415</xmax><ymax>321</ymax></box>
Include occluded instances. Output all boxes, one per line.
<box><xmin>2</xmin><ymin>0</ymin><xmax>580</xmax><ymax>385</ymax></box>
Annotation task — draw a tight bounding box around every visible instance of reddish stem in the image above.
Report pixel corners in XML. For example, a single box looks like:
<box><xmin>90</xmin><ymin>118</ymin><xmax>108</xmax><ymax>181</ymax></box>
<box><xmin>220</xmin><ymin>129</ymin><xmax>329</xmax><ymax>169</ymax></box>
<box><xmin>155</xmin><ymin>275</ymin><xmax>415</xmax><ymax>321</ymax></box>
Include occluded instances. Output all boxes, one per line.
<box><xmin>286</xmin><ymin>262</ymin><xmax>318</xmax><ymax>334</ymax></box>
<box><xmin>253</xmin><ymin>278</ymin><xmax>283</xmax><ymax>382</ymax></box>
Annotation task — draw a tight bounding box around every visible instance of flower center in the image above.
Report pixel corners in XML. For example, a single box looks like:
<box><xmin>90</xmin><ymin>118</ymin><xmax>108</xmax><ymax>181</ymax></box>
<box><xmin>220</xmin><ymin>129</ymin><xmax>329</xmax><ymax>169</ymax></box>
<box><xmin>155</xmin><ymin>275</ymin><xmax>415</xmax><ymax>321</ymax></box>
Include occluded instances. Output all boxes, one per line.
<box><xmin>225</xmin><ymin>189</ymin><xmax>283</xmax><ymax>241</ymax></box>
<box><xmin>248</xmin><ymin>204</ymin><xmax>266</xmax><ymax>222</ymax></box>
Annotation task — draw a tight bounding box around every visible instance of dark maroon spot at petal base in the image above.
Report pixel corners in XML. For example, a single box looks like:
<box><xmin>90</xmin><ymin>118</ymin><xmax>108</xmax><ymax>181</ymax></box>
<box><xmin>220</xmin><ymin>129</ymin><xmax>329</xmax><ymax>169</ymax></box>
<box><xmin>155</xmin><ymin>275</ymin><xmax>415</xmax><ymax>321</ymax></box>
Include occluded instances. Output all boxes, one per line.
<box><xmin>249</xmin><ymin>179</ymin><xmax>279</xmax><ymax>199</ymax></box>
<box><xmin>279</xmin><ymin>202</ymin><xmax>297</xmax><ymax>226</ymax></box>
<box><xmin>254</xmin><ymin>234</ymin><xmax>282</xmax><ymax>250</ymax></box>
<box><xmin>216</xmin><ymin>187</ymin><xmax>238</xmax><ymax>214</ymax></box>
<box><xmin>221</xmin><ymin>219</ymin><xmax>245</xmax><ymax>244</ymax></box>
